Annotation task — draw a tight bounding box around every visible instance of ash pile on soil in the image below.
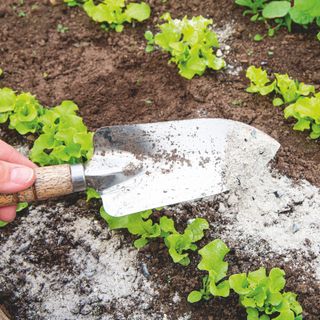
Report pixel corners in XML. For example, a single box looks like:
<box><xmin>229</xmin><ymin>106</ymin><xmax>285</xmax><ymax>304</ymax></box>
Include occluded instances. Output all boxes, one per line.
<box><xmin>0</xmin><ymin>203</ymin><xmax>159</xmax><ymax>319</ymax></box>
<box><xmin>221</xmin><ymin>127</ymin><xmax>320</xmax><ymax>280</ymax></box>
<box><xmin>213</xmin><ymin>20</ymin><xmax>242</xmax><ymax>76</ymax></box>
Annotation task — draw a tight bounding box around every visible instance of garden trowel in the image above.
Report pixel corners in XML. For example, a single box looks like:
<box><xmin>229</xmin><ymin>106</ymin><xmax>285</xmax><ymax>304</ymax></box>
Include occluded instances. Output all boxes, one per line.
<box><xmin>0</xmin><ymin>119</ymin><xmax>280</xmax><ymax>216</ymax></box>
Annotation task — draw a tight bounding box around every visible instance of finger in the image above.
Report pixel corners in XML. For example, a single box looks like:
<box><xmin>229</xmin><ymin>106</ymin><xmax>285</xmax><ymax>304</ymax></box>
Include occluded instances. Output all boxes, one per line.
<box><xmin>0</xmin><ymin>160</ymin><xmax>36</xmax><ymax>193</ymax></box>
<box><xmin>0</xmin><ymin>206</ymin><xmax>16</xmax><ymax>222</ymax></box>
<box><xmin>0</xmin><ymin>140</ymin><xmax>37</xmax><ymax>168</ymax></box>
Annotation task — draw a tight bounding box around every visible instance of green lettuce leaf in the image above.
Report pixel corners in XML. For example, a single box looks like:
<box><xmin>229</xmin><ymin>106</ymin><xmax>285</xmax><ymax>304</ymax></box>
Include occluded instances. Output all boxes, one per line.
<box><xmin>125</xmin><ymin>2</ymin><xmax>150</xmax><ymax>22</ymax></box>
<box><xmin>0</xmin><ymin>88</ymin><xmax>16</xmax><ymax>113</ymax></box>
<box><xmin>246</xmin><ymin>66</ymin><xmax>276</xmax><ymax>95</ymax></box>
<box><xmin>83</xmin><ymin>0</ymin><xmax>150</xmax><ymax>31</ymax></box>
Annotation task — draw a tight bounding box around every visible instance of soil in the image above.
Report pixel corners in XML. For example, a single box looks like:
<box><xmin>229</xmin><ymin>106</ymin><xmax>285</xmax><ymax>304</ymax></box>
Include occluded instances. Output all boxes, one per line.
<box><xmin>0</xmin><ymin>0</ymin><xmax>320</xmax><ymax>319</ymax></box>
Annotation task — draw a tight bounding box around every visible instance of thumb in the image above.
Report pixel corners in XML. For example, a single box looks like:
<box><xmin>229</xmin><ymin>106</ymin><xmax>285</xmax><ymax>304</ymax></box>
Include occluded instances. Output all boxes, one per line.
<box><xmin>0</xmin><ymin>160</ymin><xmax>36</xmax><ymax>194</ymax></box>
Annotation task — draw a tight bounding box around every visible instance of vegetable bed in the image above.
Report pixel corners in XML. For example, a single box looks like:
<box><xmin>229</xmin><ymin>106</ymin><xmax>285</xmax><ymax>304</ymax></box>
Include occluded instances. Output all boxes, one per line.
<box><xmin>0</xmin><ymin>0</ymin><xmax>319</xmax><ymax>319</ymax></box>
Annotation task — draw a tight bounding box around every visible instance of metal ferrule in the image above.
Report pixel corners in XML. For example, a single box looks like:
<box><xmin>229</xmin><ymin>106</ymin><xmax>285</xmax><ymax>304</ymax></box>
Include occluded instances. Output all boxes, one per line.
<box><xmin>70</xmin><ymin>164</ymin><xmax>87</xmax><ymax>192</ymax></box>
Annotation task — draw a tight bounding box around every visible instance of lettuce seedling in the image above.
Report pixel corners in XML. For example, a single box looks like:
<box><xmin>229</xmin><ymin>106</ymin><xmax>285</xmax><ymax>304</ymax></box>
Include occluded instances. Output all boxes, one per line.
<box><xmin>100</xmin><ymin>209</ymin><xmax>209</xmax><ymax>263</ymax></box>
<box><xmin>246</xmin><ymin>66</ymin><xmax>276</xmax><ymax>96</ymax></box>
<box><xmin>246</xmin><ymin>66</ymin><xmax>320</xmax><ymax>139</ymax></box>
<box><xmin>9</xmin><ymin>93</ymin><xmax>44</xmax><ymax>135</ymax></box>
<box><xmin>187</xmin><ymin>275</ymin><xmax>211</xmax><ymax>303</ymax></box>
<box><xmin>86</xmin><ymin>187</ymin><xmax>101</xmax><ymax>202</ymax></box>
<box><xmin>188</xmin><ymin>239</ymin><xmax>230</xmax><ymax>302</ymax></box>
<box><xmin>163</xmin><ymin>218</ymin><xmax>209</xmax><ymax>266</ymax></box>
<box><xmin>284</xmin><ymin>94</ymin><xmax>320</xmax><ymax>138</ymax></box>
<box><xmin>30</xmin><ymin>100</ymin><xmax>93</xmax><ymax>166</ymax></box>
<box><xmin>274</xmin><ymin>73</ymin><xmax>315</xmax><ymax>106</ymax></box>
<box><xmin>246</xmin><ymin>67</ymin><xmax>315</xmax><ymax>105</ymax></box>
<box><xmin>16</xmin><ymin>202</ymin><xmax>28</xmax><ymax>212</ymax></box>
<box><xmin>0</xmin><ymin>221</ymin><xmax>7</xmax><ymax>227</ymax></box>
<box><xmin>81</xmin><ymin>0</ymin><xmax>151</xmax><ymax>32</ymax></box>
<box><xmin>0</xmin><ymin>89</ymin><xmax>44</xmax><ymax>134</ymax></box>
<box><xmin>229</xmin><ymin>267</ymin><xmax>303</xmax><ymax>320</ymax></box>
<box><xmin>0</xmin><ymin>88</ymin><xmax>94</xmax><ymax>167</ymax></box>
<box><xmin>0</xmin><ymin>88</ymin><xmax>16</xmax><ymax>124</ymax></box>
<box><xmin>100</xmin><ymin>207</ymin><xmax>161</xmax><ymax>248</ymax></box>
<box><xmin>146</xmin><ymin>13</ymin><xmax>225</xmax><ymax>79</ymax></box>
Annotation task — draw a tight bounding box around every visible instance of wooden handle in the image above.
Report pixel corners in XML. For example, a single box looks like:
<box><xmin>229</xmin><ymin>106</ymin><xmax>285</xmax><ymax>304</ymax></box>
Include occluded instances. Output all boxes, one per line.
<box><xmin>0</xmin><ymin>164</ymin><xmax>74</xmax><ymax>207</ymax></box>
<box><xmin>0</xmin><ymin>306</ymin><xmax>10</xmax><ymax>320</ymax></box>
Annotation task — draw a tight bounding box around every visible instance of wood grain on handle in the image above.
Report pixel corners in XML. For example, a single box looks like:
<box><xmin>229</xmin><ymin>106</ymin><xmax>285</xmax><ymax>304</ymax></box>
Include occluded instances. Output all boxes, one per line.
<box><xmin>0</xmin><ymin>164</ymin><xmax>73</xmax><ymax>207</ymax></box>
<box><xmin>0</xmin><ymin>306</ymin><xmax>10</xmax><ymax>320</ymax></box>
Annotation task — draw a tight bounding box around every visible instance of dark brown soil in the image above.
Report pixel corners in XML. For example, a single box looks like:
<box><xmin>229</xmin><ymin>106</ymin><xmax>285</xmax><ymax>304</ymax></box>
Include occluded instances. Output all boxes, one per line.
<box><xmin>0</xmin><ymin>0</ymin><xmax>320</xmax><ymax>319</ymax></box>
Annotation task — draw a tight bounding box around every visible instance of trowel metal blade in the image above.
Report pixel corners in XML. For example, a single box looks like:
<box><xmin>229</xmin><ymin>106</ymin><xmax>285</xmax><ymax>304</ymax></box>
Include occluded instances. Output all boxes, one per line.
<box><xmin>84</xmin><ymin>119</ymin><xmax>280</xmax><ymax>217</ymax></box>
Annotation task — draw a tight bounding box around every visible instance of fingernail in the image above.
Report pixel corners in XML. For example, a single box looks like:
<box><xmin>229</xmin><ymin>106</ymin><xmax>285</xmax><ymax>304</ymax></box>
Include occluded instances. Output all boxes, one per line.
<box><xmin>10</xmin><ymin>167</ymin><xmax>35</xmax><ymax>185</ymax></box>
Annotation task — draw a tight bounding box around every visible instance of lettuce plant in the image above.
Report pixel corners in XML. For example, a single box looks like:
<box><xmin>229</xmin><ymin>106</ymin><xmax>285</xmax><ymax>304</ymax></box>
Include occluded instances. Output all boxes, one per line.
<box><xmin>246</xmin><ymin>66</ymin><xmax>276</xmax><ymax>96</ymax></box>
<box><xmin>187</xmin><ymin>240</ymin><xmax>303</xmax><ymax>319</ymax></box>
<box><xmin>229</xmin><ymin>267</ymin><xmax>303</xmax><ymax>320</ymax></box>
<box><xmin>187</xmin><ymin>275</ymin><xmax>212</xmax><ymax>303</ymax></box>
<box><xmin>0</xmin><ymin>221</ymin><xmax>7</xmax><ymax>227</ymax></box>
<box><xmin>144</xmin><ymin>13</ymin><xmax>225</xmax><ymax>79</ymax></box>
<box><xmin>246</xmin><ymin>66</ymin><xmax>320</xmax><ymax>139</ymax></box>
<box><xmin>64</xmin><ymin>0</ymin><xmax>151</xmax><ymax>32</ymax></box>
<box><xmin>0</xmin><ymin>89</ymin><xmax>44</xmax><ymax>134</ymax></box>
<box><xmin>86</xmin><ymin>187</ymin><xmax>101</xmax><ymax>202</ymax></box>
<box><xmin>284</xmin><ymin>93</ymin><xmax>320</xmax><ymax>138</ymax></box>
<box><xmin>162</xmin><ymin>217</ymin><xmax>209</xmax><ymax>266</ymax></box>
<box><xmin>0</xmin><ymin>88</ymin><xmax>93</xmax><ymax>167</ymax></box>
<box><xmin>9</xmin><ymin>93</ymin><xmax>44</xmax><ymax>135</ymax></box>
<box><xmin>0</xmin><ymin>88</ymin><xmax>17</xmax><ymax>124</ymax></box>
<box><xmin>188</xmin><ymin>239</ymin><xmax>230</xmax><ymax>302</ymax></box>
<box><xmin>273</xmin><ymin>73</ymin><xmax>315</xmax><ymax>106</ymax></box>
<box><xmin>246</xmin><ymin>66</ymin><xmax>315</xmax><ymax>105</ymax></box>
<box><xmin>100</xmin><ymin>207</ymin><xmax>209</xmax><ymax>264</ymax></box>
<box><xmin>100</xmin><ymin>207</ymin><xmax>161</xmax><ymax>248</ymax></box>
<box><xmin>30</xmin><ymin>101</ymin><xmax>93</xmax><ymax>166</ymax></box>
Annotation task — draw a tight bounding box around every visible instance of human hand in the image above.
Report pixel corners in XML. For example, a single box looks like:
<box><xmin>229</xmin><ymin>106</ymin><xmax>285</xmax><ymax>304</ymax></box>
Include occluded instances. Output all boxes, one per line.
<box><xmin>0</xmin><ymin>140</ymin><xmax>36</xmax><ymax>222</ymax></box>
